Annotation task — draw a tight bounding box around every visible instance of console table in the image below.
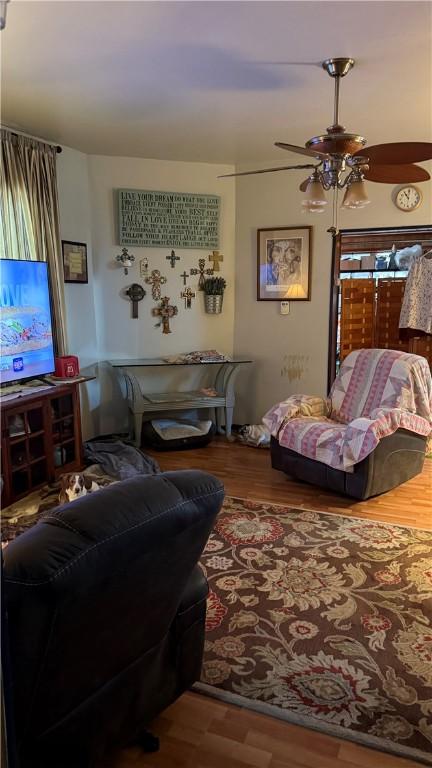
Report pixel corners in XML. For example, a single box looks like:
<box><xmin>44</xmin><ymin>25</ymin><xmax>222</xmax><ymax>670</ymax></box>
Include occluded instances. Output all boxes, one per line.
<box><xmin>108</xmin><ymin>358</ymin><xmax>252</xmax><ymax>446</ymax></box>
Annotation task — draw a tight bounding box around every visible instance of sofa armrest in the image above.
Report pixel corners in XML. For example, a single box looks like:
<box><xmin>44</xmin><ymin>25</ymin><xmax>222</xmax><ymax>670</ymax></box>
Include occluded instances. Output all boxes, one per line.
<box><xmin>263</xmin><ymin>395</ymin><xmax>329</xmax><ymax>437</ymax></box>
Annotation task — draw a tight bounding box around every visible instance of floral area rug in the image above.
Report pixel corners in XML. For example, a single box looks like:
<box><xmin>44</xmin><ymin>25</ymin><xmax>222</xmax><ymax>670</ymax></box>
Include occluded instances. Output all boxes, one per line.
<box><xmin>198</xmin><ymin>497</ymin><xmax>432</xmax><ymax>765</ymax></box>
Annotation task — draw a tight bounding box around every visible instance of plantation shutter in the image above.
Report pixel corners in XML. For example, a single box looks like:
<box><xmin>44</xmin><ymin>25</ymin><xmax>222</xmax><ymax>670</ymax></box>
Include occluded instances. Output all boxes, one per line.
<box><xmin>375</xmin><ymin>278</ymin><xmax>409</xmax><ymax>352</ymax></box>
<box><xmin>340</xmin><ymin>278</ymin><xmax>375</xmax><ymax>361</ymax></box>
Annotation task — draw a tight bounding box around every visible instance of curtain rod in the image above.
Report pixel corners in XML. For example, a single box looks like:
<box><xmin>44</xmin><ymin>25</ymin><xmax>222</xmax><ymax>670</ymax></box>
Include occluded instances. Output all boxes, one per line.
<box><xmin>2</xmin><ymin>126</ymin><xmax>62</xmax><ymax>153</ymax></box>
<box><xmin>10</xmin><ymin>131</ymin><xmax>62</xmax><ymax>154</ymax></box>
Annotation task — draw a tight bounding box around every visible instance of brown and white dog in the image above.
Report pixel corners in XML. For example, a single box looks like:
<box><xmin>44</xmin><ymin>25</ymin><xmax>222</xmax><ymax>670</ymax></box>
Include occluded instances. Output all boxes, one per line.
<box><xmin>59</xmin><ymin>473</ymin><xmax>101</xmax><ymax>504</ymax></box>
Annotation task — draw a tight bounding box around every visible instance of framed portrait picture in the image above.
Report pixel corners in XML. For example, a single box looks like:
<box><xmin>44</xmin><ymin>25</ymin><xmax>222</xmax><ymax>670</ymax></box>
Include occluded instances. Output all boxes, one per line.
<box><xmin>257</xmin><ymin>226</ymin><xmax>312</xmax><ymax>301</ymax></box>
<box><xmin>62</xmin><ymin>241</ymin><xmax>88</xmax><ymax>284</ymax></box>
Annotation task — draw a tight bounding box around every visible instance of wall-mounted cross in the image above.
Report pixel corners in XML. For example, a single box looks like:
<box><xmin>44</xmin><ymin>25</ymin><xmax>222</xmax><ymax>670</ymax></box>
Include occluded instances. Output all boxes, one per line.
<box><xmin>181</xmin><ymin>286</ymin><xmax>196</xmax><ymax>309</ymax></box>
<box><xmin>190</xmin><ymin>258</ymin><xmax>214</xmax><ymax>290</ymax></box>
<box><xmin>152</xmin><ymin>296</ymin><xmax>178</xmax><ymax>334</ymax></box>
<box><xmin>180</xmin><ymin>270</ymin><xmax>189</xmax><ymax>286</ymax></box>
<box><xmin>125</xmin><ymin>283</ymin><xmax>146</xmax><ymax>319</ymax></box>
<box><xmin>209</xmin><ymin>250</ymin><xmax>224</xmax><ymax>271</ymax></box>
<box><xmin>166</xmin><ymin>249</ymin><xmax>180</xmax><ymax>268</ymax></box>
<box><xmin>145</xmin><ymin>269</ymin><xmax>167</xmax><ymax>301</ymax></box>
<box><xmin>139</xmin><ymin>257</ymin><xmax>149</xmax><ymax>278</ymax></box>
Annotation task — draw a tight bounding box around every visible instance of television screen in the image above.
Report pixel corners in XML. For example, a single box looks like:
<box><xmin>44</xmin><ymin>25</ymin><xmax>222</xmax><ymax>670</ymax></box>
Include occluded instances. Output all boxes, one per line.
<box><xmin>0</xmin><ymin>260</ymin><xmax>55</xmax><ymax>384</ymax></box>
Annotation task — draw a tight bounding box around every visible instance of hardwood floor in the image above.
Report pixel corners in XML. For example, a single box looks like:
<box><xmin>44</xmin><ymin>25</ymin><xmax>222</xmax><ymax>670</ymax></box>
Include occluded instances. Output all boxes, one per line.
<box><xmin>152</xmin><ymin>439</ymin><xmax>432</xmax><ymax>529</ymax></box>
<box><xmin>102</xmin><ymin>441</ymin><xmax>432</xmax><ymax>768</ymax></box>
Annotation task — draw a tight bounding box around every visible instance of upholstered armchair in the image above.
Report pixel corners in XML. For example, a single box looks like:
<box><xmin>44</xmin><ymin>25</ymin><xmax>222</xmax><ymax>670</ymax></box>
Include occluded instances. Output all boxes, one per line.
<box><xmin>264</xmin><ymin>349</ymin><xmax>432</xmax><ymax>499</ymax></box>
<box><xmin>3</xmin><ymin>470</ymin><xmax>224</xmax><ymax>768</ymax></box>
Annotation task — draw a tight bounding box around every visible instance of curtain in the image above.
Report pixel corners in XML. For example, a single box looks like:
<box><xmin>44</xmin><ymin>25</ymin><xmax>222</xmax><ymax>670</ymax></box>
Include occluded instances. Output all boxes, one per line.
<box><xmin>0</xmin><ymin>129</ymin><xmax>67</xmax><ymax>355</ymax></box>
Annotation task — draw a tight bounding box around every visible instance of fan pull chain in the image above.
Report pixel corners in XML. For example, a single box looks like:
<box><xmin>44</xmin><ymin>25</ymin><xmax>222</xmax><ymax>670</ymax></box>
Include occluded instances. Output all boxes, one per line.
<box><xmin>332</xmin><ymin>186</ymin><xmax>339</xmax><ymax>233</ymax></box>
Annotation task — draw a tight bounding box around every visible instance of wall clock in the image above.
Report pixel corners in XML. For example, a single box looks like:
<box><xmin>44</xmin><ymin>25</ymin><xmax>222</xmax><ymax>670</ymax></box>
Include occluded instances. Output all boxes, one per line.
<box><xmin>394</xmin><ymin>185</ymin><xmax>423</xmax><ymax>212</ymax></box>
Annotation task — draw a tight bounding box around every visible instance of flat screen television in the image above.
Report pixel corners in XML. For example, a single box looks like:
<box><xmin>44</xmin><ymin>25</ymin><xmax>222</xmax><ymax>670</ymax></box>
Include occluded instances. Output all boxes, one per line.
<box><xmin>0</xmin><ymin>259</ymin><xmax>55</xmax><ymax>385</ymax></box>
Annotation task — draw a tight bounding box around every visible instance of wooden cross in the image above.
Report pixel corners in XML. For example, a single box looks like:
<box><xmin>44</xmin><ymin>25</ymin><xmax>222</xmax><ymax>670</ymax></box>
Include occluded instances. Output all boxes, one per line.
<box><xmin>190</xmin><ymin>258</ymin><xmax>214</xmax><ymax>290</ymax></box>
<box><xmin>125</xmin><ymin>283</ymin><xmax>145</xmax><ymax>319</ymax></box>
<box><xmin>152</xmin><ymin>296</ymin><xmax>178</xmax><ymax>334</ymax></box>
<box><xmin>145</xmin><ymin>269</ymin><xmax>167</xmax><ymax>301</ymax></box>
<box><xmin>209</xmin><ymin>250</ymin><xmax>224</xmax><ymax>271</ymax></box>
<box><xmin>181</xmin><ymin>286</ymin><xmax>196</xmax><ymax>309</ymax></box>
<box><xmin>166</xmin><ymin>249</ymin><xmax>180</xmax><ymax>268</ymax></box>
<box><xmin>180</xmin><ymin>270</ymin><xmax>189</xmax><ymax>286</ymax></box>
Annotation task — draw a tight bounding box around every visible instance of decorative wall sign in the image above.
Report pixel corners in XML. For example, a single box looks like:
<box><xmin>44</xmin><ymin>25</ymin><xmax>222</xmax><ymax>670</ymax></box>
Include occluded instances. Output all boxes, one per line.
<box><xmin>152</xmin><ymin>296</ymin><xmax>178</xmax><ymax>334</ymax></box>
<box><xmin>209</xmin><ymin>250</ymin><xmax>224</xmax><ymax>271</ymax></box>
<box><xmin>145</xmin><ymin>269</ymin><xmax>167</xmax><ymax>301</ymax></box>
<box><xmin>118</xmin><ymin>189</ymin><xmax>220</xmax><ymax>249</ymax></box>
<box><xmin>190</xmin><ymin>258</ymin><xmax>214</xmax><ymax>290</ymax></box>
<box><xmin>180</xmin><ymin>270</ymin><xmax>189</xmax><ymax>286</ymax></box>
<box><xmin>166</xmin><ymin>249</ymin><xmax>180</xmax><ymax>268</ymax></box>
<box><xmin>125</xmin><ymin>283</ymin><xmax>146</xmax><ymax>318</ymax></box>
<box><xmin>257</xmin><ymin>226</ymin><xmax>312</xmax><ymax>301</ymax></box>
<box><xmin>181</xmin><ymin>287</ymin><xmax>196</xmax><ymax>309</ymax></box>
<box><xmin>62</xmin><ymin>241</ymin><xmax>88</xmax><ymax>283</ymax></box>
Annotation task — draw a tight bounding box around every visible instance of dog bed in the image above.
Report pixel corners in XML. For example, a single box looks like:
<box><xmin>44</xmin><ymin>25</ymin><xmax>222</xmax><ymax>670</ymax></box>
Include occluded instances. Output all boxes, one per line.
<box><xmin>141</xmin><ymin>418</ymin><xmax>216</xmax><ymax>451</ymax></box>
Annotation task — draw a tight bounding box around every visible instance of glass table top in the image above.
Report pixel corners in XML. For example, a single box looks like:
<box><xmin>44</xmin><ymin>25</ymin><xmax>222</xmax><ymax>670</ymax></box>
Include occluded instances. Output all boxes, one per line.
<box><xmin>108</xmin><ymin>357</ymin><xmax>252</xmax><ymax>367</ymax></box>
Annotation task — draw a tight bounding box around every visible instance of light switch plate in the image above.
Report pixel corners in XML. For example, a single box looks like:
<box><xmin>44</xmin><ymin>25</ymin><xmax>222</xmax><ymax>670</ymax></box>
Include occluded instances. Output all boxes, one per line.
<box><xmin>280</xmin><ymin>301</ymin><xmax>290</xmax><ymax>315</ymax></box>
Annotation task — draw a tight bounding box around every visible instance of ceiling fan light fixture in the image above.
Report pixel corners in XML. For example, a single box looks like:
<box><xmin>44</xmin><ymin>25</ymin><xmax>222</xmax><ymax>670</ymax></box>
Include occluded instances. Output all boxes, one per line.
<box><xmin>341</xmin><ymin>179</ymin><xmax>370</xmax><ymax>209</ymax></box>
<box><xmin>302</xmin><ymin>178</ymin><xmax>327</xmax><ymax>206</ymax></box>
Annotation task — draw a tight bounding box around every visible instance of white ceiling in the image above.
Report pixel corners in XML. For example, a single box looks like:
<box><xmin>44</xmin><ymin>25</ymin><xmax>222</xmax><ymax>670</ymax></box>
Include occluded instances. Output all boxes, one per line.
<box><xmin>2</xmin><ymin>1</ymin><xmax>431</xmax><ymax>164</ymax></box>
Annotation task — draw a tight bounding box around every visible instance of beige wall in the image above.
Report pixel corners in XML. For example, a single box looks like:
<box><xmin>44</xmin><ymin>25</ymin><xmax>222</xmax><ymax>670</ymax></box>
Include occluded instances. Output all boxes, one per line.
<box><xmin>58</xmin><ymin>150</ymin><xmax>236</xmax><ymax>436</ymax></box>
<box><xmin>57</xmin><ymin>146</ymin><xmax>99</xmax><ymax>439</ymax></box>
<box><xmin>233</xmin><ymin>166</ymin><xmax>432</xmax><ymax>424</ymax></box>
<box><xmin>57</xmin><ymin>144</ymin><xmax>431</xmax><ymax>435</ymax></box>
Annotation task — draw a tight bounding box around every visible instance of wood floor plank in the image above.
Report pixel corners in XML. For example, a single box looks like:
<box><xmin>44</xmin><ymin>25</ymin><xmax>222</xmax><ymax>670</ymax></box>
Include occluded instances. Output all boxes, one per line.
<box><xmin>100</xmin><ymin>442</ymin><xmax>432</xmax><ymax>768</ymax></box>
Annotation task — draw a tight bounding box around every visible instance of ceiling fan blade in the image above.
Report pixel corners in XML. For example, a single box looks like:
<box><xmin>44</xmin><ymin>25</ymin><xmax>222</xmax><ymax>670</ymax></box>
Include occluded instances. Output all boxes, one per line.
<box><xmin>218</xmin><ymin>163</ymin><xmax>317</xmax><ymax>179</ymax></box>
<box><xmin>363</xmin><ymin>164</ymin><xmax>430</xmax><ymax>184</ymax></box>
<box><xmin>356</xmin><ymin>142</ymin><xmax>432</xmax><ymax>165</ymax></box>
<box><xmin>275</xmin><ymin>141</ymin><xmax>328</xmax><ymax>160</ymax></box>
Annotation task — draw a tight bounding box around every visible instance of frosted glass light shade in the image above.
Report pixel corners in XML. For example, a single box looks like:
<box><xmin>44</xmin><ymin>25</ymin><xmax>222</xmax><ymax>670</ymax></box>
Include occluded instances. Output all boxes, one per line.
<box><xmin>342</xmin><ymin>180</ymin><xmax>370</xmax><ymax>208</ymax></box>
<box><xmin>303</xmin><ymin>179</ymin><xmax>327</xmax><ymax>206</ymax></box>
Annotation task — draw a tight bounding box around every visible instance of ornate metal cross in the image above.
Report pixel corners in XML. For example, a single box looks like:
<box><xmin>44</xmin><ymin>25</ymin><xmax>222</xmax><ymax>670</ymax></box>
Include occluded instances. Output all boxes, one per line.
<box><xmin>125</xmin><ymin>283</ymin><xmax>146</xmax><ymax>319</ymax></box>
<box><xmin>145</xmin><ymin>269</ymin><xmax>167</xmax><ymax>301</ymax></box>
<box><xmin>190</xmin><ymin>258</ymin><xmax>214</xmax><ymax>290</ymax></box>
<box><xmin>139</xmin><ymin>257</ymin><xmax>149</xmax><ymax>278</ymax></box>
<box><xmin>180</xmin><ymin>270</ymin><xmax>189</xmax><ymax>286</ymax></box>
<box><xmin>152</xmin><ymin>296</ymin><xmax>178</xmax><ymax>334</ymax></box>
<box><xmin>166</xmin><ymin>249</ymin><xmax>180</xmax><ymax>268</ymax></box>
<box><xmin>181</xmin><ymin>286</ymin><xmax>196</xmax><ymax>309</ymax></box>
<box><xmin>209</xmin><ymin>250</ymin><xmax>224</xmax><ymax>271</ymax></box>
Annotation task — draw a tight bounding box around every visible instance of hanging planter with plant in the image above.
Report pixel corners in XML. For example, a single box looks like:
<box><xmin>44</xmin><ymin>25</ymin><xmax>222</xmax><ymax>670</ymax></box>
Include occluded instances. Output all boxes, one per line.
<box><xmin>203</xmin><ymin>277</ymin><xmax>226</xmax><ymax>314</ymax></box>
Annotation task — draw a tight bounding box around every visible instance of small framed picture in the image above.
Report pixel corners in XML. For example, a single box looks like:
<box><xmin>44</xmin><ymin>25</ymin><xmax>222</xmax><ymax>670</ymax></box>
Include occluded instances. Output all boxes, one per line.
<box><xmin>62</xmin><ymin>241</ymin><xmax>88</xmax><ymax>283</ymax></box>
<box><xmin>257</xmin><ymin>226</ymin><xmax>312</xmax><ymax>301</ymax></box>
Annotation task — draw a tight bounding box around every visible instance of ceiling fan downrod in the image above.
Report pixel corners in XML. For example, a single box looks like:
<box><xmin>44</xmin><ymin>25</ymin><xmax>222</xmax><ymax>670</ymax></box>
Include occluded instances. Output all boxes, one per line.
<box><xmin>322</xmin><ymin>57</ymin><xmax>355</xmax><ymax>130</ymax></box>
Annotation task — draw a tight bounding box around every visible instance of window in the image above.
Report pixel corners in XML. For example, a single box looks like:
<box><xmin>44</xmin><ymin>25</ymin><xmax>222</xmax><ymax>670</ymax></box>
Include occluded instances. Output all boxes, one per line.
<box><xmin>328</xmin><ymin>226</ymin><xmax>432</xmax><ymax>388</ymax></box>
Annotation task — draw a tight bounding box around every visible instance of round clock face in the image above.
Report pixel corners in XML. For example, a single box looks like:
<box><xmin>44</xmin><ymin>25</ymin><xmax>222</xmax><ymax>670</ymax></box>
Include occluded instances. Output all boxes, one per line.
<box><xmin>395</xmin><ymin>186</ymin><xmax>422</xmax><ymax>212</ymax></box>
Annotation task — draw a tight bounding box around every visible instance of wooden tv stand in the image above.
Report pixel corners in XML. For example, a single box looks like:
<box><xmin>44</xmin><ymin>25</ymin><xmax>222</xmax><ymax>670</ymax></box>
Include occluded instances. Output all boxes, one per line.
<box><xmin>1</xmin><ymin>383</ymin><xmax>83</xmax><ymax>507</ymax></box>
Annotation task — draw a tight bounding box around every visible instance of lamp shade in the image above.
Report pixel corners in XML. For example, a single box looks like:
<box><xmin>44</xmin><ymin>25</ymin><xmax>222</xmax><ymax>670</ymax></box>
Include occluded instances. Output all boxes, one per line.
<box><xmin>302</xmin><ymin>179</ymin><xmax>327</xmax><ymax>206</ymax></box>
<box><xmin>342</xmin><ymin>179</ymin><xmax>370</xmax><ymax>208</ymax></box>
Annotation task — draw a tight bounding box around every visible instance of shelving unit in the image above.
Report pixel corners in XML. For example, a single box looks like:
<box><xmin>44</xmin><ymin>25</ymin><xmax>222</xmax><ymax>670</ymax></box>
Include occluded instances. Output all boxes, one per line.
<box><xmin>1</xmin><ymin>384</ymin><xmax>83</xmax><ymax>506</ymax></box>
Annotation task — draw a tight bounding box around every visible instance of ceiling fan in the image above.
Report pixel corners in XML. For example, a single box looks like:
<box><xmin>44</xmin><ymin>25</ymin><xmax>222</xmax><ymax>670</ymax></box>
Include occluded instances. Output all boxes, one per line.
<box><xmin>219</xmin><ymin>57</ymin><xmax>432</xmax><ymax>215</ymax></box>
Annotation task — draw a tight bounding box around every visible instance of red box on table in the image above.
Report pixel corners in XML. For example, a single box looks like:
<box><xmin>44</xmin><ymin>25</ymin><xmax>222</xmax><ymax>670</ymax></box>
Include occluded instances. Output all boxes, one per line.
<box><xmin>54</xmin><ymin>356</ymin><xmax>80</xmax><ymax>378</ymax></box>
